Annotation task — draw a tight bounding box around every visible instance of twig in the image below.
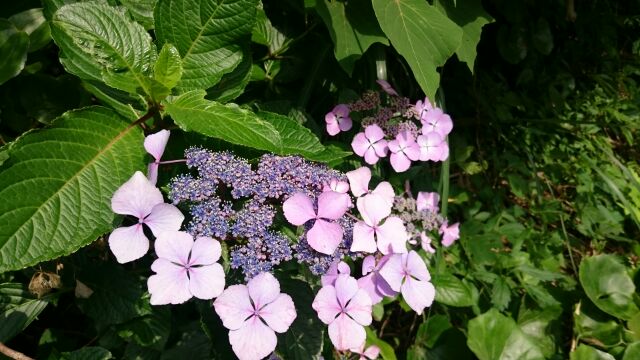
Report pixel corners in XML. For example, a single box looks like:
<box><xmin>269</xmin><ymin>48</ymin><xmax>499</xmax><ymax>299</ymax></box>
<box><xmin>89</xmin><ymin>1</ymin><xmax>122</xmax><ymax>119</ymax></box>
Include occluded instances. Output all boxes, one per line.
<box><xmin>0</xmin><ymin>342</ymin><xmax>34</xmax><ymax>360</ymax></box>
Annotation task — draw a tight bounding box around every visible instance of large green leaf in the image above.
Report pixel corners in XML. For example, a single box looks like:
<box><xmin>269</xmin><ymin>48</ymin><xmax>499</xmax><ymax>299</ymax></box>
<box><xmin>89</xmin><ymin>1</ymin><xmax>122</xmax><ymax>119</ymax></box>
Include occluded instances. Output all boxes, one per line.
<box><xmin>579</xmin><ymin>254</ymin><xmax>639</xmax><ymax>320</ymax></box>
<box><xmin>8</xmin><ymin>8</ymin><xmax>52</xmax><ymax>52</ymax></box>
<box><xmin>0</xmin><ymin>19</ymin><xmax>29</xmax><ymax>85</ymax></box>
<box><xmin>0</xmin><ymin>283</ymin><xmax>48</xmax><ymax>342</ymax></box>
<box><xmin>0</xmin><ymin>106</ymin><xmax>146</xmax><ymax>272</ymax></box>
<box><xmin>432</xmin><ymin>274</ymin><xmax>476</xmax><ymax>307</ymax></box>
<box><xmin>467</xmin><ymin>309</ymin><xmax>544</xmax><ymax>360</ymax></box>
<box><xmin>256</xmin><ymin>111</ymin><xmax>325</xmax><ymax>156</ymax></box>
<box><xmin>207</xmin><ymin>47</ymin><xmax>252</xmax><ymax>103</ymax></box>
<box><xmin>154</xmin><ymin>0</ymin><xmax>259</xmax><ymax>90</ymax></box>
<box><xmin>372</xmin><ymin>0</ymin><xmax>462</xmax><ymax>100</ymax></box>
<box><xmin>570</xmin><ymin>345</ymin><xmax>615</xmax><ymax>360</ymax></box>
<box><xmin>315</xmin><ymin>0</ymin><xmax>388</xmax><ymax>75</ymax></box>
<box><xmin>120</xmin><ymin>0</ymin><xmax>156</xmax><ymax>30</ymax></box>
<box><xmin>51</xmin><ymin>2</ymin><xmax>157</xmax><ymax>96</ymax></box>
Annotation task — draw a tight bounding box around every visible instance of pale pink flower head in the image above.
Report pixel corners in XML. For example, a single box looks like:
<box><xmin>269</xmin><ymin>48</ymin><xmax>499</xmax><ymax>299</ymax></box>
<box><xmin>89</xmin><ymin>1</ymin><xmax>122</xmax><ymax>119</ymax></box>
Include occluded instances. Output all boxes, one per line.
<box><xmin>144</xmin><ymin>130</ymin><xmax>170</xmax><ymax>185</ymax></box>
<box><xmin>357</xmin><ymin>255</ymin><xmax>397</xmax><ymax>304</ymax></box>
<box><xmin>421</xmin><ymin>107</ymin><xmax>453</xmax><ymax>137</ymax></box>
<box><xmin>351</xmin><ymin>125</ymin><xmax>388</xmax><ymax>165</ymax></box>
<box><xmin>147</xmin><ymin>231</ymin><xmax>225</xmax><ymax>305</ymax></box>
<box><xmin>351</xmin><ymin>194</ymin><xmax>408</xmax><ymax>255</ymax></box>
<box><xmin>346</xmin><ymin>167</ymin><xmax>395</xmax><ymax>210</ymax></box>
<box><xmin>414</xmin><ymin>97</ymin><xmax>433</xmax><ymax>119</ymax></box>
<box><xmin>417</xmin><ymin>132</ymin><xmax>448</xmax><ymax>162</ymax></box>
<box><xmin>214</xmin><ymin>272</ymin><xmax>297</xmax><ymax>360</ymax></box>
<box><xmin>420</xmin><ymin>232</ymin><xmax>436</xmax><ymax>254</ymax></box>
<box><xmin>109</xmin><ymin>171</ymin><xmax>184</xmax><ymax>263</ymax></box>
<box><xmin>379</xmin><ymin>251</ymin><xmax>435</xmax><ymax>314</ymax></box>
<box><xmin>282</xmin><ymin>191</ymin><xmax>348</xmax><ymax>255</ymax></box>
<box><xmin>416</xmin><ymin>192</ymin><xmax>440</xmax><ymax>213</ymax></box>
<box><xmin>312</xmin><ymin>274</ymin><xmax>373</xmax><ymax>351</ymax></box>
<box><xmin>351</xmin><ymin>343</ymin><xmax>381</xmax><ymax>360</ymax></box>
<box><xmin>439</xmin><ymin>221</ymin><xmax>460</xmax><ymax>247</ymax></box>
<box><xmin>321</xmin><ymin>260</ymin><xmax>351</xmax><ymax>286</ymax></box>
<box><xmin>376</xmin><ymin>79</ymin><xmax>399</xmax><ymax>96</ymax></box>
<box><xmin>325</xmin><ymin>104</ymin><xmax>352</xmax><ymax>136</ymax></box>
<box><xmin>388</xmin><ymin>131</ymin><xmax>420</xmax><ymax>172</ymax></box>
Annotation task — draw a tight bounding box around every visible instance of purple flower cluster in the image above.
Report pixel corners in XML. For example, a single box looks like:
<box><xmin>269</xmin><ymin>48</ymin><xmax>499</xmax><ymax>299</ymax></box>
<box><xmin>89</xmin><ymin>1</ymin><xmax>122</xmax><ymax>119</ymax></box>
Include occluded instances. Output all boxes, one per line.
<box><xmin>230</xmin><ymin>231</ymin><xmax>293</xmax><ymax>279</ymax></box>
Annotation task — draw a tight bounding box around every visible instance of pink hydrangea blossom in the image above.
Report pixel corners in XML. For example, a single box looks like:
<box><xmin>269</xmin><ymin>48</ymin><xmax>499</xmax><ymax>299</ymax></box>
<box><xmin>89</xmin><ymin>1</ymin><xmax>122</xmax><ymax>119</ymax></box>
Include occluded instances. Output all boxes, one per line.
<box><xmin>351</xmin><ymin>125</ymin><xmax>388</xmax><ymax>165</ymax></box>
<box><xmin>357</xmin><ymin>255</ymin><xmax>397</xmax><ymax>304</ymax></box>
<box><xmin>416</xmin><ymin>192</ymin><xmax>440</xmax><ymax>212</ymax></box>
<box><xmin>351</xmin><ymin>194</ymin><xmax>408</xmax><ymax>254</ymax></box>
<box><xmin>379</xmin><ymin>251</ymin><xmax>435</xmax><ymax>314</ymax></box>
<box><xmin>326</xmin><ymin>104</ymin><xmax>352</xmax><ymax>136</ymax></box>
<box><xmin>421</xmin><ymin>107</ymin><xmax>453</xmax><ymax>137</ymax></box>
<box><xmin>417</xmin><ymin>132</ymin><xmax>448</xmax><ymax>162</ymax></box>
<box><xmin>420</xmin><ymin>232</ymin><xmax>436</xmax><ymax>254</ymax></box>
<box><xmin>439</xmin><ymin>221</ymin><xmax>460</xmax><ymax>247</ymax></box>
<box><xmin>414</xmin><ymin>97</ymin><xmax>433</xmax><ymax>119</ymax></box>
<box><xmin>376</xmin><ymin>79</ymin><xmax>399</xmax><ymax>96</ymax></box>
<box><xmin>322</xmin><ymin>179</ymin><xmax>352</xmax><ymax>209</ymax></box>
<box><xmin>147</xmin><ymin>231</ymin><xmax>225</xmax><ymax>305</ymax></box>
<box><xmin>144</xmin><ymin>130</ymin><xmax>170</xmax><ymax>185</ymax></box>
<box><xmin>214</xmin><ymin>272</ymin><xmax>297</xmax><ymax>360</ymax></box>
<box><xmin>312</xmin><ymin>274</ymin><xmax>373</xmax><ymax>351</ymax></box>
<box><xmin>321</xmin><ymin>261</ymin><xmax>350</xmax><ymax>286</ymax></box>
<box><xmin>388</xmin><ymin>131</ymin><xmax>420</xmax><ymax>172</ymax></box>
<box><xmin>351</xmin><ymin>343</ymin><xmax>381</xmax><ymax>360</ymax></box>
<box><xmin>109</xmin><ymin>171</ymin><xmax>184</xmax><ymax>263</ymax></box>
<box><xmin>282</xmin><ymin>191</ymin><xmax>348</xmax><ymax>255</ymax></box>
<box><xmin>346</xmin><ymin>167</ymin><xmax>394</xmax><ymax>210</ymax></box>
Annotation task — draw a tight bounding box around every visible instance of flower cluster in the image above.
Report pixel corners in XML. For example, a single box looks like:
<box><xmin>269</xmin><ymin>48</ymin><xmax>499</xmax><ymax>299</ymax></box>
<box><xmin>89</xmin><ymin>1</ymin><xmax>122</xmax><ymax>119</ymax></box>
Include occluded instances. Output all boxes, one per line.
<box><xmin>325</xmin><ymin>81</ymin><xmax>453</xmax><ymax>172</ymax></box>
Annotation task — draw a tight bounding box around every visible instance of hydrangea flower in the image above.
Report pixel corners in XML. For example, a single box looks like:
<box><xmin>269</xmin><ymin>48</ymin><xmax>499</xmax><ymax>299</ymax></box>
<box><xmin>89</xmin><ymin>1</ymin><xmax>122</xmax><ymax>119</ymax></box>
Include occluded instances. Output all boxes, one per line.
<box><xmin>312</xmin><ymin>274</ymin><xmax>373</xmax><ymax>351</ymax></box>
<box><xmin>388</xmin><ymin>131</ymin><xmax>420</xmax><ymax>172</ymax></box>
<box><xmin>147</xmin><ymin>231</ymin><xmax>225</xmax><ymax>305</ymax></box>
<box><xmin>214</xmin><ymin>272</ymin><xmax>297</xmax><ymax>360</ymax></box>
<box><xmin>283</xmin><ymin>191</ymin><xmax>348</xmax><ymax>255</ymax></box>
<box><xmin>325</xmin><ymin>104</ymin><xmax>352</xmax><ymax>136</ymax></box>
<box><xmin>416</xmin><ymin>192</ymin><xmax>440</xmax><ymax>213</ymax></box>
<box><xmin>414</xmin><ymin>97</ymin><xmax>433</xmax><ymax>119</ymax></box>
<box><xmin>357</xmin><ymin>255</ymin><xmax>397</xmax><ymax>304</ymax></box>
<box><xmin>144</xmin><ymin>130</ymin><xmax>170</xmax><ymax>185</ymax></box>
<box><xmin>351</xmin><ymin>125</ymin><xmax>388</xmax><ymax>165</ymax></box>
<box><xmin>321</xmin><ymin>260</ymin><xmax>351</xmax><ymax>286</ymax></box>
<box><xmin>351</xmin><ymin>194</ymin><xmax>408</xmax><ymax>254</ymax></box>
<box><xmin>376</xmin><ymin>79</ymin><xmax>399</xmax><ymax>96</ymax></box>
<box><xmin>109</xmin><ymin>171</ymin><xmax>184</xmax><ymax>263</ymax></box>
<box><xmin>417</xmin><ymin>132</ymin><xmax>448</xmax><ymax>162</ymax></box>
<box><xmin>351</xmin><ymin>343</ymin><xmax>381</xmax><ymax>360</ymax></box>
<box><xmin>421</xmin><ymin>107</ymin><xmax>453</xmax><ymax>137</ymax></box>
<box><xmin>420</xmin><ymin>232</ymin><xmax>436</xmax><ymax>254</ymax></box>
<box><xmin>439</xmin><ymin>221</ymin><xmax>460</xmax><ymax>247</ymax></box>
<box><xmin>379</xmin><ymin>251</ymin><xmax>435</xmax><ymax>314</ymax></box>
<box><xmin>346</xmin><ymin>167</ymin><xmax>395</xmax><ymax>209</ymax></box>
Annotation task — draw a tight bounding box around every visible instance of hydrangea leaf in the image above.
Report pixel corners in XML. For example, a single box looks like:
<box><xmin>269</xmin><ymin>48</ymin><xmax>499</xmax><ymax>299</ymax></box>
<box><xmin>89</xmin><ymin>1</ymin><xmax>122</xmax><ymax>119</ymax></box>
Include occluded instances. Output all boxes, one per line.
<box><xmin>50</xmin><ymin>2</ymin><xmax>157</xmax><ymax>96</ymax></box>
<box><xmin>372</xmin><ymin>0</ymin><xmax>462</xmax><ymax>100</ymax></box>
<box><xmin>0</xmin><ymin>283</ymin><xmax>48</xmax><ymax>342</ymax></box>
<box><xmin>207</xmin><ymin>47</ymin><xmax>252</xmax><ymax>103</ymax></box>
<box><xmin>8</xmin><ymin>8</ymin><xmax>52</xmax><ymax>52</ymax></box>
<box><xmin>570</xmin><ymin>345</ymin><xmax>616</xmax><ymax>360</ymax></box>
<box><xmin>154</xmin><ymin>43</ymin><xmax>183</xmax><ymax>91</ymax></box>
<box><xmin>119</xmin><ymin>0</ymin><xmax>156</xmax><ymax>30</ymax></box>
<box><xmin>315</xmin><ymin>0</ymin><xmax>388</xmax><ymax>75</ymax></box>
<box><xmin>154</xmin><ymin>0</ymin><xmax>259</xmax><ymax>91</ymax></box>
<box><xmin>0</xmin><ymin>19</ymin><xmax>29</xmax><ymax>85</ymax></box>
<box><xmin>0</xmin><ymin>107</ymin><xmax>146</xmax><ymax>273</ymax></box>
<box><xmin>432</xmin><ymin>273</ymin><xmax>477</xmax><ymax>307</ymax></box>
<box><xmin>256</xmin><ymin>111</ymin><xmax>325</xmax><ymax>156</ymax></box>
<box><xmin>61</xmin><ymin>347</ymin><xmax>114</xmax><ymax>360</ymax></box>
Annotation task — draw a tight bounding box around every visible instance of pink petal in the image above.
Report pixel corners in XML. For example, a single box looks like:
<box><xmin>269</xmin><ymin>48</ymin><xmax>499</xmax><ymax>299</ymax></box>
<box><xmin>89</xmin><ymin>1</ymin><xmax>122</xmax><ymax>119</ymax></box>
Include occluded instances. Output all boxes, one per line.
<box><xmin>307</xmin><ymin>219</ymin><xmax>343</xmax><ymax>255</ymax></box>
<box><xmin>248</xmin><ymin>272</ymin><xmax>280</xmax><ymax>309</ymax></box>
<box><xmin>358</xmin><ymin>194</ymin><xmax>391</xmax><ymax>226</ymax></box>
<box><xmin>325</xmin><ymin>112</ymin><xmax>338</xmax><ymax>125</ymax></box>
<box><xmin>154</xmin><ymin>230</ymin><xmax>193</xmax><ymax>265</ymax></box>
<box><xmin>259</xmin><ymin>293</ymin><xmax>297</xmax><ymax>333</ymax></box>
<box><xmin>108</xmin><ymin>224</ymin><xmax>149</xmax><ymax>263</ymax></box>
<box><xmin>436</xmin><ymin>114</ymin><xmax>453</xmax><ymax>136</ymax></box>
<box><xmin>351</xmin><ymin>133</ymin><xmax>369</xmax><ymax>157</ymax></box>
<box><xmin>371</xmin><ymin>182</ymin><xmax>395</xmax><ymax>208</ymax></box>
<box><xmin>364</xmin><ymin>124</ymin><xmax>385</xmax><ymax>142</ymax></box>
<box><xmin>416</xmin><ymin>192</ymin><xmax>439</xmax><ymax>212</ymax></box>
<box><xmin>334</xmin><ymin>274</ymin><xmax>358</xmax><ymax>308</ymax></box>
<box><xmin>440</xmin><ymin>222</ymin><xmax>460</xmax><ymax>247</ymax></box>
<box><xmin>144</xmin><ymin>203</ymin><xmax>184</xmax><ymax>236</ymax></box>
<box><xmin>390</xmin><ymin>152</ymin><xmax>411</xmax><ymax>172</ymax></box>
<box><xmin>379</xmin><ymin>254</ymin><xmax>405</xmax><ymax>292</ymax></box>
<box><xmin>312</xmin><ymin>285</ymin><xmax>341</xmax><ymax>324</ymax></box>
<box><xmin>328</xmin><ymin>314</ymin><xmax>366</xmax><ymax>351</ymax></box>
<box><xmin>362</xmin><ymin>255</ymin><xmax>376</xmax><ymax>275</ymax></box>
<box><xmin>189</xmin><ymin>236</ymin><xmax>222</xmax><ymax>265</ymax></box>
<box><xmin>420</xmin><ymin>232</ymin><xmax>436</xmax><ymax>254</ymax></box>
<box><xmin>404</xmin><ymin>142</ymin><xmax>421</xmax><ymax>161</ymax></box>
<box><xmin>338</xmin><ymin>117</ymin><xmax>353</xmax><ymax>131</ymax></box>
<box><xmin>364</xmin><ymin>345</ymin><xmax>381</xmax><ymax>359</ymax></box>
<box><xmin>322</xmin><ymin>261</ymin><xmax>351</xmax><ymax>286</ymax></box>
<box><xmin>282</xmin><ymin>193</ymin><xmax>316</xmax><ymax>226</ymax></box>
<box><xmin>357</xmin><ymin>273</ymin><xmax>384</xmax><ymax>304</ymax></box>
<box><xmin>344</xmin><ymin>289</ymin><xmax>372</xmax><ymax>325</ymax></box>
<box><xmin>347</xmin><ymin>167</ymin><xmax>371</xmax><ymax>197</ymax></box>
<box><xmin>401</xmin><ymin>277</ymin><xmax>435</xmax><ymax>315</ymax></box>
<box><xmin>111</xmin><ymin>171</ymin><xmax>164</xmax><ymax>219</ymax></box>
<box><xmin>387</xmin><ymin>139</ymin><xmax>400</xmax><ymax>154</ymax></box>
<box><xmin>376</xmin><ymin>79</ymin><xmax>399</xmax><ymax>96</ymax></box>
<box><xmin>333</xmin><ymin>104</ymin><xmax>350</xmax><ymax>117</ymax></box>
<box><xmin>363</xmin><ymin>148</ymin><xmax>381</xmax><ymax>165</ymax></box>
<box><xmin>351</xmin><ymin>221</ymin><xmax>377</xmax><ymax>253</ymax></box>
<box><xmin>436</xmin><ymin>141</ymin><xmax>449</xmax><ymax>161</ymax></box>
<box><xmin>371</xmin><ymin>139</ymin><xmax>388</xmax><ymax>157</ymax></box>
<box><xmin>148</xmin><ymin>162</ymin><xmax>159</xmax><ymax>185</ymax></box>
<box><xmin>376</xmin><ymin>216</ymin><xmax>408</xmax><ymax>255</ymax></box>
<box><xmin>228</xmin><ymin>316</ymin><xmax>278</xmax><ymax>360</ymax></box>
<box><xmin>405</xmin><ymin>250</ymin><xmax>430</xmax><ymax>281</ymax></box>
<box><xmin>188</xmin><ymin>263</ymin><xmax>225</xmax><ymax>300</ymax></box>
<box><xmin>148</xmin><ymin>258</ymin><xmax>191</xmax><ymax>305</ymax></box>
<box><xmin>317</xmin><ymin>191</ymin><xmax>349</xmax><ymax>220</ymax></box>
<box><xmin>214</xmin><ymin>284</ymin><xmax>254</xmax><ymax>330</ymax></box>
<box><xmin>144</xmin><ymin>130</ymin><xmax>170</xmax><ymax>161</ymax></box>
<box><xmin>326</xmin><ymin>121</ymin><xmax>341</xmax><ymax>136</ymax></box>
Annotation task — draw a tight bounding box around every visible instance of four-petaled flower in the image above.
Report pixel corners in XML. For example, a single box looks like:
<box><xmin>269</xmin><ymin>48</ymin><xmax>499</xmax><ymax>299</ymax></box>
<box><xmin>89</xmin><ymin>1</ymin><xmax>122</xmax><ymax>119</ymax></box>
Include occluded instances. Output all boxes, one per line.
<box><xmin>379</xmin><ymin>251</ymin><xmax>435</xmax><ymax>314</ymax></box>
<box><xmin>417</xmin><ymin>132</ymin><xmax>448</xmax><ymax>162</ymax></box>
<box><xmin>388</xmin><ymin>131</ymin><xmax>420</xmax><ymax>172</ymax></box>
<box><xmin>421</xmin><ymin>107</ymin><xmax>453</xmax><ymax>137</ymax></box>
<box><xmin>312</xmin><ymin>274</ymin><xmax>373</xmax><ymax>351</ymax></box>
<box><xmin>346</xmin><ymin>167</ymin><xmax>395</xmax><ymax>210</ymax></box>
<box><xmin>144</xmin><ymin>130</ymin><xmax>170</xmax><ymax>185</ymax></box>
<box><xmin>351</xmin><ymin>194</ymin><xmax>408</xmax><ymax>254</ymax></box>
<box><xmin>109</xmin><ymin>171</ymin><xmax>184</xmax><ymax>263</ymax></box>
<box><xmin>357</xmin><ymin>255</ymin><xmax>397</xmax><ymax>304</ymax></box>
<box><xmin>321</xmin><ymin>260</ymin><xmax>351</xmax><ymax>286</ymax></box>
<box><xmin>147</xmin><ymin>231</ymin><xmax>225</xmax><ymax>305</ymax></box>
<box><xmin>439</xmin><ymin>221</ymin><xmax>460</xmax><ymax>247</ymax></box>
<box><xmin>351</xmin><ymin>125</ymin><xmax>389</xmax><ymax>165</ymax></box>
<box><xmin>416</xmin><ymin>191</ymin><xmax>440</xmax><ymax>213</ymax></box>
<box><xmin>325</xmin><ymin>104</ymin><xmax>353</xmax><ymax>136</ymax></box>
<box><xmin>214</xmin><ymin>272</ymin><xmax>297</xmax><ymax>360</ymax></box>
<box><xmin>283</xmin><ymin>191</ymin><xmax>349</xmax><ymax>255</ymax></box>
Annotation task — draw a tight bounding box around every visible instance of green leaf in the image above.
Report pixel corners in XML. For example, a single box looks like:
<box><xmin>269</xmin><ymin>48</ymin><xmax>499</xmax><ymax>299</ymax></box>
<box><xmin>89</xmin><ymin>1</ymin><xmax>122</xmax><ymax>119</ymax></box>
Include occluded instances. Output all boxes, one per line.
<box><xmin>0</xmin><ymin>19</ymin><xmax>29</xmax><ymax>85</ymax></box>
<box><xmin>491</xmin><ymin>277</ymin><xmax>511</xmax><ymax>311</ymax></box>
<box><xmin>154</xmin><ymin>43</ymin><xmax>183</xmax><ymax>90</ymax></box>
<box><xmin>315</xmin><ymin>0</ymin><xmax>388</xmax><ymax>75</ymax></box>
<box><xmin>207</xmin><ymin>47</ymin><xmax>252</xmax><ymax>103</ymax></box>
<box><xmin>574</xmin><ymin>300</ymin><xmax>625</xmax><ymax>348</ymax></box>
<box><xmin>119</xmin><ymin>0</ymin><xmax>156</xmax><ymax>30</ymax></box>
<box><xmin>433</xmin><ymin>0</ymin><xmax>492</xmax><ymax>72</ymax></box>
<box><xmin>51</xmin><ymin>2</ymin><xmax>157</xmax><ymax>96</ymax></box>
<box><xmin>570</xmin><ymin>345</ymin><xmax>615</xmax><ymax>360</ymax></box>
<box><xmin>251</xmin><ymin>7</ymin><xmax>287</xmax><ymax>53</ymax></box>
<box><xmin>372</xmin><ymin>0</ymin><xmax>462</xmax><ymax>100</ymax></box>
<box><xmin>82</xmin><ymin>80</ymin><xmax>145</xmax><ymax>119</ymax></box>
<box><xmin>518</xmin><ymin>306</ymin><xmax>562</xmax><ymax>357</ymax></box>
<box><xmin>579</xmin><ymin>254</ymin><xmax>640</xmax><ymax>320</ymax></box>
<box><xmin>154</xmin><ymin>0</ymin><xmax>259</xmax><ymax>90</ymax></box>
<box><xmin>415</xmin><ymin>314</ymin><xmax>452</xmax><ymax>348</ymax></box>
<box><xmin>256</xmin><ymin>111</ymin><xmax>325</xmax><ymax>156</ymax></box>
<box><xmin>117</xmin><ymin>307</ymin><xmax>171</xmax><ymax>350</ymax></box>
<box><xmin>432</xmin><ymin>274</ymin><xmax>476</xmax><ymax>307</ymax></box>
<box><xmin>365</xmin><ymin>327</ymin><xmax>397</xmax><ymax>360</ymax></box>
<box><xmin>623</xmin><ymin>342</ymin><xmax>640</xmax><ymax>360</ymax></box>
<box><xmin>0</xmin><ymin>283</ymin><xmax>48</xmax><ymax>342</ymax></box>
<box><xmin>8</xmin><ymin>8</ymin><xmax>52</xmax><ymax>52</ymax></box>
<box><xmin>276</xmin><ymin>278</ymin><xmax>324</xmax><ymax>359</ymax></box>
<box><xmin>62</xmin><ymin>347</ymin><xmax>113</xmax><ymax>360</ymax></box>
<box><xmin>467</xmin><ymin>309</ymin><xmax>544</xmax><ymax>360</ymax></box>
<box><xmin>0</xmin><ymin>106</ymin><xmax>146</xmax><ymax>272</ymax></box>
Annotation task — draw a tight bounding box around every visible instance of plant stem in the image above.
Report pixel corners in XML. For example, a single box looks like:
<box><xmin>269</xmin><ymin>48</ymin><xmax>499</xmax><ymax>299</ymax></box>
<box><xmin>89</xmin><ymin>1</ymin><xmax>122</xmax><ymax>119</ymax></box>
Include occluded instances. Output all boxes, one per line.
<box><xmin>0</xmin><ymin>343</ymin><xmax>34</xmax><ymax>360</ymax></box>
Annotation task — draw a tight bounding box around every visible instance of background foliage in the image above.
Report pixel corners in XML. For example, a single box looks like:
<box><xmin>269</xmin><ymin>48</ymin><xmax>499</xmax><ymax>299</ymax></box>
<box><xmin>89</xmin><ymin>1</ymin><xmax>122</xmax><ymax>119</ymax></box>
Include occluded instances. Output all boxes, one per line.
<box><xmin>0</xmin><ymin>0</ymin><xmax>639</xmax><ymax>359</ymax></box>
